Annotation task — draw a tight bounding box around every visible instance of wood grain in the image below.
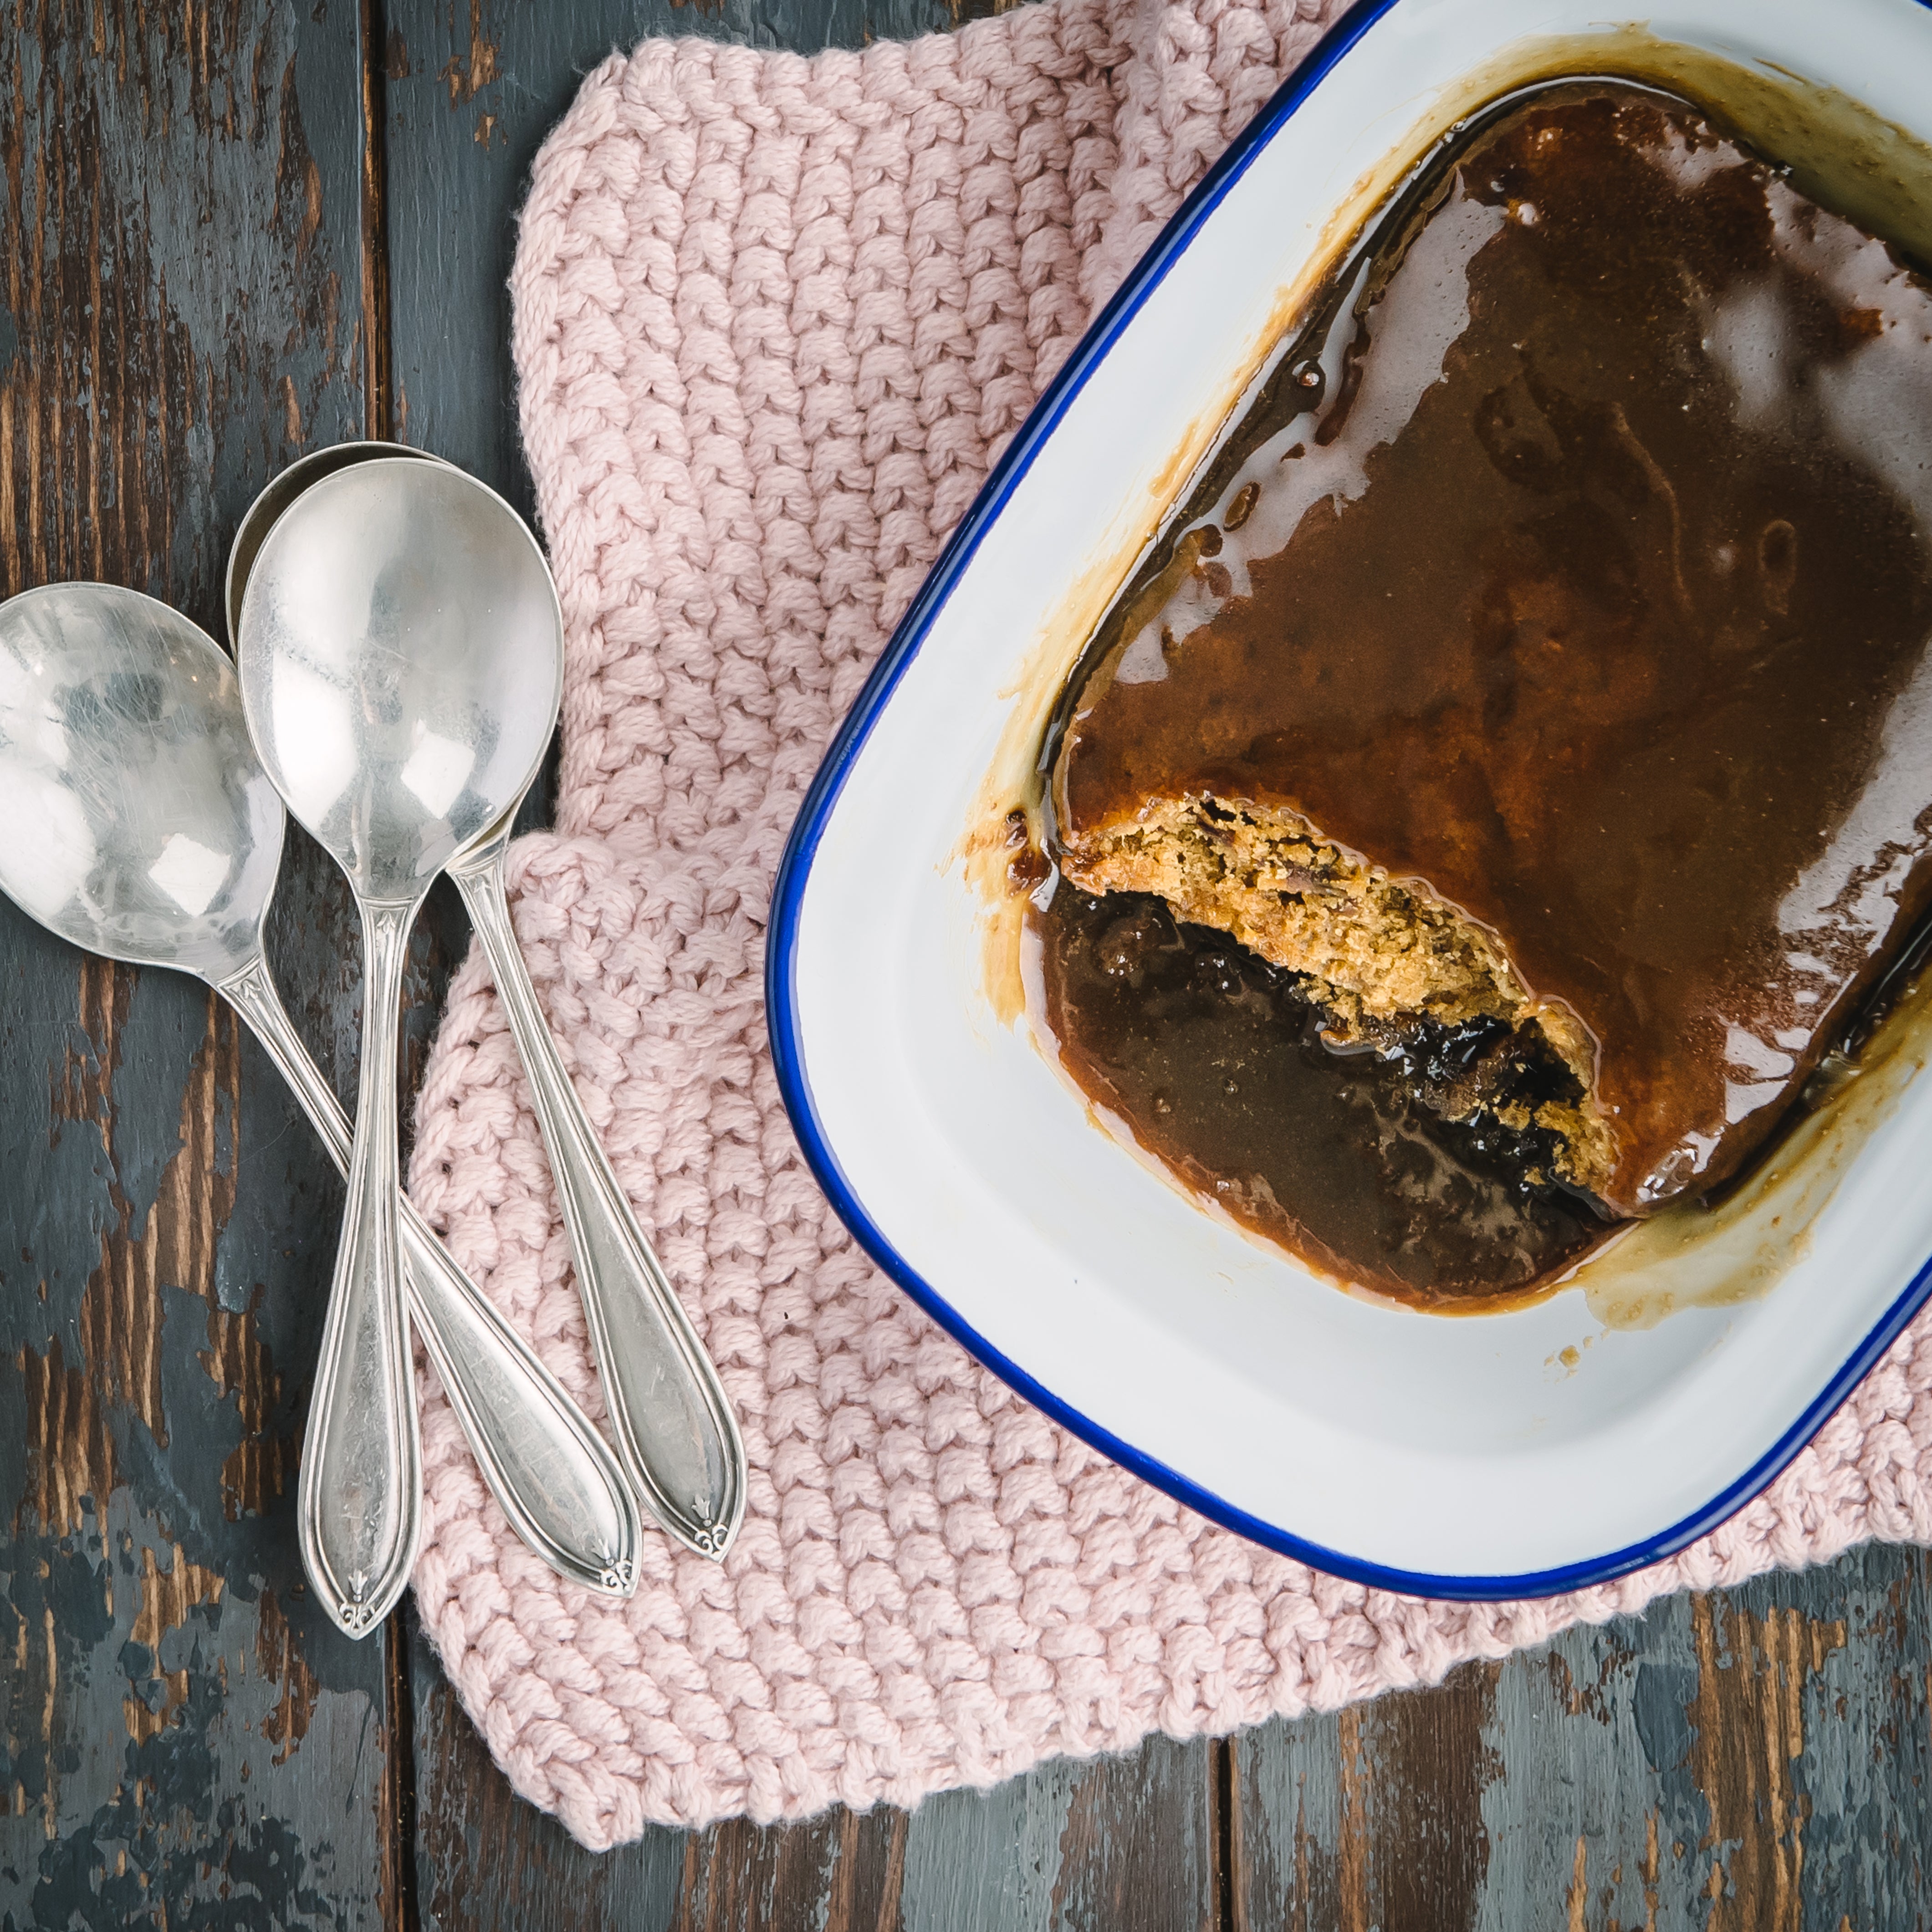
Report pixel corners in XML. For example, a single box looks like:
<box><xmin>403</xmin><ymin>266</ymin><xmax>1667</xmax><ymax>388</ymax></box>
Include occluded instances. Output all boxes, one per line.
<box><xmin>1237</xmin><ymin>1541</ymin><xmax>1932</xmax><ymax>1932</ymax></box>
<box><xmin>409</xmin><ymin>1623</ymin><xmax>1216</xmax><ymax>1932</ymax></box>
<box><xmin>0</xmin><ymin>5</ymin><xmax>400</xmax><ymax>1926</ymax></box>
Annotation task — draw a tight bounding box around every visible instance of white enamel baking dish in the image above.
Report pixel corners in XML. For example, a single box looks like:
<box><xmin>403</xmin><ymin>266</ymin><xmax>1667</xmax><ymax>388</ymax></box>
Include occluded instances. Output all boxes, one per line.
<box><xmin>768</xmin><ymin>0</ymin><xmax>1932</xmax><ymax>1597</ymax></box>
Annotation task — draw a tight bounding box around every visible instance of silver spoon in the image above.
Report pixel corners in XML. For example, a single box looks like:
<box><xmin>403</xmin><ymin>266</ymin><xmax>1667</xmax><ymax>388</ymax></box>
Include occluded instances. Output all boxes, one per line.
<box><xmin>0</xmin><ymin>583</ymin><xmax>641</xmax><ymax>1607</ymax></box>
<box><xmin>230</xmin><ymin>445</ymin><xmax>746</xmax><ymax>1564</ymax></box>
<box><xmin>238</xmin><ymin>461</ymin><xmax>564</xmax><ymax>1634</ymax></box>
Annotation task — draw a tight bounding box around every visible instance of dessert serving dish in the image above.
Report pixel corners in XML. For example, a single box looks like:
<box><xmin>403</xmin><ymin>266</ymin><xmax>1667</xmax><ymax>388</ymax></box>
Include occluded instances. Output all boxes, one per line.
<box><xmin>769</xmin><ymin>0</ymin><xmax>1932</xmax><ymax>1597</ymax></box>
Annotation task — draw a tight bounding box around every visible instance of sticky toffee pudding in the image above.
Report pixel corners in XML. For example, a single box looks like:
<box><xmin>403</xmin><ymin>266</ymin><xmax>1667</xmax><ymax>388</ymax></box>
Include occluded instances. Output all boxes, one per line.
<box><xmin>1033</xmin><ymin>80</ymin><xmax>1932</xmax><ymax>1307</ymax></box>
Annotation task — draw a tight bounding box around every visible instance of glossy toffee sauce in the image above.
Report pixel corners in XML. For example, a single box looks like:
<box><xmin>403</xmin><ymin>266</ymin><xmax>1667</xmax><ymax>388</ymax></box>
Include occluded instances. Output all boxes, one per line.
<box><xmin>1033</xmin><ymin>80</ymin><xmax>1932</xmax><ymax>1305</ymax></box>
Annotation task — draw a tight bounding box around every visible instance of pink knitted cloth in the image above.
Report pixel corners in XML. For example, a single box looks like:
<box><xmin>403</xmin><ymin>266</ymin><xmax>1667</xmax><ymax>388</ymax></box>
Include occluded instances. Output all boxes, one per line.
<box><xmin>405</xmin><ymin>0</ymin><xmax>1932</xmax><ymax>1848</ymax></box>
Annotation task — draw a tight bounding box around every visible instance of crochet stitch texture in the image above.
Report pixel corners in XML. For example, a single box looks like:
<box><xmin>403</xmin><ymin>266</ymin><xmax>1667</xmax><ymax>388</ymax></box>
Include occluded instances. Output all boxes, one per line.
<box><xmin>405</xmin><ymin>0</ymin><xmax>1932</xmax><ymax>1847</ymax></box>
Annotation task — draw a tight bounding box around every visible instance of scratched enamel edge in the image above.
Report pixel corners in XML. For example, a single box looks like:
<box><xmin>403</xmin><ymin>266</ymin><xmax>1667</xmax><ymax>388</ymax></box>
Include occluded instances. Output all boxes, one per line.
<box><xmin>0</xmin><ymin>6</ymin><xmax>416</xmax><ymax>1924</ymax></box>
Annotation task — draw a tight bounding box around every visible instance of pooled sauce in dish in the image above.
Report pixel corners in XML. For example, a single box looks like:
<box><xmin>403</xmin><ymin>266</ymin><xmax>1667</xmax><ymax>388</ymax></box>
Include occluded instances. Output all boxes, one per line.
<box><xmin>1033</xmin><ymin>79</ymin><xmax>1932</xmax><ymax>1306</ymax></box>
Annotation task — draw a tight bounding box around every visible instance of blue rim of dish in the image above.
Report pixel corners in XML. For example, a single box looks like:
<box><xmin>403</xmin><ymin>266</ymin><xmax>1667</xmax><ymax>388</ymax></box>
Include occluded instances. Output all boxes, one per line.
<box><xmin>767</xmin><ymin>0</ymin><xmax>1932</xmax><ymax>1602</ymax></box>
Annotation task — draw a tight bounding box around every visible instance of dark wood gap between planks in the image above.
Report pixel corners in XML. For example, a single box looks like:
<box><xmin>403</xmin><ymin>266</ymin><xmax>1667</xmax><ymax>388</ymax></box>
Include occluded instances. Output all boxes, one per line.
<box><xmin>1213</xmin><ymin>1738</ymin><xmax>1240</xmax><ymax>1932</ymax></box>
<box><xmin>361</xmin><ymin>0</ymin><xmax>397</xmax><ymax>446</ymax></box>
<box><xmin>384</xmin><ymin>1604</ymin><xmax>421</xmax><ymax>1932</ymax></box>
<box><xmin>360</xmin><ymin>0</ymin><xmax>418</xmax><ymax>1926</ymax></box>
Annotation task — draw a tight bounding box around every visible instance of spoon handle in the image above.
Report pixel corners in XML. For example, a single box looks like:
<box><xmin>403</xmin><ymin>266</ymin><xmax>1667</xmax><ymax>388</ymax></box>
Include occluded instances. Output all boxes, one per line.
<box><xmin>217</xmin><ymin>953</ymin><xmax>644</xmax><ymax>1599</ymax></box>
<box><xmin>451</xmin><ymin>853</ymin><xmax>746</xmax><ymax>1561</ymax></box>
<box><xmin>291</xmin><ymin>900</ymin><xmax>423</xmax><ymax>1635</ymax></box>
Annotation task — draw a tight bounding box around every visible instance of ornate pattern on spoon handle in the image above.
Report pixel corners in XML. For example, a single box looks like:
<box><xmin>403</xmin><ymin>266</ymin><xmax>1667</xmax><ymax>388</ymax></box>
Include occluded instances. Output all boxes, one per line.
<box><xmin>295</xmin><ymin>901</ymin><xmax>423</xmax><ymax>1635</ymax></box>
<box><xmin>451</xmin><ymin>841</ymin><xmax>747</xmax><ymax>1561</ymax></box>
<box><xmin>217</xmin><ymin>954</ymin><xmax>643</xmax><ymax>1599</ymax></box>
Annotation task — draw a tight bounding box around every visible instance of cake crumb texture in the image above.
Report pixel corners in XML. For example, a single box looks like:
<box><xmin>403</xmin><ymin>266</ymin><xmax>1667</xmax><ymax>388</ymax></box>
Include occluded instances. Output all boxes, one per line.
<box><xmin>1059</xmin><ymin>789</ymin><xmax>1620</xmax><ymax>1194</ymax></box>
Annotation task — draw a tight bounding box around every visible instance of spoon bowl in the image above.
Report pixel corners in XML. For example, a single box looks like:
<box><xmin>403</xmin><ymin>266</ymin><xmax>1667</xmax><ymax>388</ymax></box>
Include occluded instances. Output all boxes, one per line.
<box><xmin>0</xmin><ymin>583</ymin><xmax>286</xmax><ymax>980</ymax></box>
<box><xmin>239</xmin><ymin>460</ymin><xmax>561</xmax><ymax>899</ymax></box>
<box><xmin>224</xmin><ymin>440</ymin><xmax>447</xmax><ymax>651</ymax></box>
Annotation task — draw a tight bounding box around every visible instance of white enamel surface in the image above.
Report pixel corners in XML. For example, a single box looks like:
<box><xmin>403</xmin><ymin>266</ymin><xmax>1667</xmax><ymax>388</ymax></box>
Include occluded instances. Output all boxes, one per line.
<box><xmin>785</xmin><ymin>0</ymin><xmax>1932</xmax><ymax>1586</ymax></box>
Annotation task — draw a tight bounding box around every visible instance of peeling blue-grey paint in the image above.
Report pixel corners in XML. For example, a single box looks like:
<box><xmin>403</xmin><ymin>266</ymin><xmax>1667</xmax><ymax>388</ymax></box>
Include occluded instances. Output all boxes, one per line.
<box><xmin>0</xmin><ymin>5</ymin><xmax>400</xmax><ymax>1928</ymax></box>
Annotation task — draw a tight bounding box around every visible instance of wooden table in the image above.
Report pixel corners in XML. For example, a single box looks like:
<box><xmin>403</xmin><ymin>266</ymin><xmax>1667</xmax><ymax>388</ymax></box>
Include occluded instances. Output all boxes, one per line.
<box><xmin>0</xmin><ymin>5</ymin><xmax>1928</xmax><ymax>1927</ymax></box>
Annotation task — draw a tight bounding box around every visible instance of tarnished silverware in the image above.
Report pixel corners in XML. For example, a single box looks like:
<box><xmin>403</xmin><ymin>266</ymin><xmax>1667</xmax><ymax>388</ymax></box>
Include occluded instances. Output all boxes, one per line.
<box><xmin>0</xmin><ymin>583</ymin><xmax>642</xmax><ymax>1610</ymax></box>
<box><xmin>230</xmin><ymin>444</ymin><xmax>746</xmax><ymax>1564</ymax></box>
<box><xmin>237</xmin><ymin>462</ymin><xmax>565</xmax><ymax>1632</ymax></box>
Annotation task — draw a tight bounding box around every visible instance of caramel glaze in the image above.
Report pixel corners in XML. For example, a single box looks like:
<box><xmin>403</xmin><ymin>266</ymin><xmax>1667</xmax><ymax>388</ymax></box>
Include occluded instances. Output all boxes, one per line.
<box><xmin>1052</xmin><ymin>80</ymin><xmax>1932</xmax><ymax>1219</ymax></box>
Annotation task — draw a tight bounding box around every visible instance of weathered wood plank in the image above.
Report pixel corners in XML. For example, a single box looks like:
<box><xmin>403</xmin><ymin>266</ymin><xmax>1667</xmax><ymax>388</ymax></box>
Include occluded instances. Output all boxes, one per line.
<box><xmin>0</xmin><ymin>5</ymin><xmax>406</xmax><ymax>1925</ymax></box>
<box><xmin>410</xmin><ymin>1618</ymin><xmax>1215</xmax><ymax>1932</ymax></box>
<box><xmin>1236</xmin><ymin>1541</ymin><xmax>1932</xmax><ymax>1932</ymax></box>
<box><xmin>894</xmin><ymin>1733</ymin><xmax>1216</xmax><ymax>1932</ymax></box>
